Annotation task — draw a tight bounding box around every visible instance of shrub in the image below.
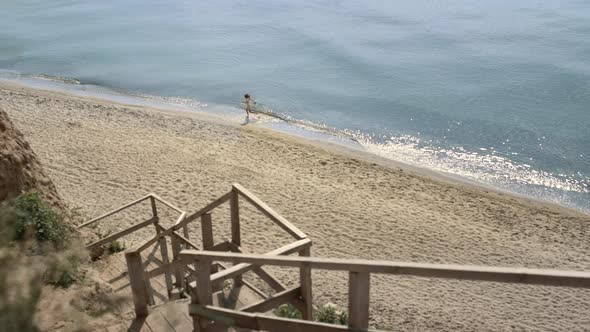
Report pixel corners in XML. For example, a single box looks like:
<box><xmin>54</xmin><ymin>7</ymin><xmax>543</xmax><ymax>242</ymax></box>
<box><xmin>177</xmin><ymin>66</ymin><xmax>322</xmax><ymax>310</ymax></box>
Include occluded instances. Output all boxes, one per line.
<box><xmin>43</xmin><ymin>247</ymin><xmax>83</xmax><ymax>288</ymax></box>
<box><xmin>108</xmin><ymin>240</ymin><xmax>125</xmax><ymax>253</ymax></box>
<box><xmin>13</xmin><ymin>192</ymin><xmax>68</xmax><ymax>248</ymax></box>
<box><xmin>315</xmin><ymin>303</ymin><xmax>348</xmax><ymax>325</ymax></box>
<box><xmin>273</xmin><ymin>304</ymin><xmax>302</xmax><ymax>320</ymax></box>
<box><xmin>273</xmin><ymin>302</ymin><xmax>348</xmax><ymax>325</ymax></box>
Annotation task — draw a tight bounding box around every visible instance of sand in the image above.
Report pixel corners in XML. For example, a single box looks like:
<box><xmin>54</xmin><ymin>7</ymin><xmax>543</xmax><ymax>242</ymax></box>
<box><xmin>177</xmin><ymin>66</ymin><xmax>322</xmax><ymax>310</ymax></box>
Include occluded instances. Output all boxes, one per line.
<box><xmin>1</xmin><ymin>81</ymin><xmax>589</xmax><ymax>331</ymax></box>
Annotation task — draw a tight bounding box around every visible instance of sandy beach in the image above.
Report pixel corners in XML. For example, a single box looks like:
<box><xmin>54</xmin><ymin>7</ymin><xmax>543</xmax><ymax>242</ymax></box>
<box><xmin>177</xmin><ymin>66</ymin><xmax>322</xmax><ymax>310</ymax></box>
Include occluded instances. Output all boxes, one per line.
<box><xmin>2</xmin><ymin>81</ymin><xmax>589</xmax><ymax>331</ymax></box>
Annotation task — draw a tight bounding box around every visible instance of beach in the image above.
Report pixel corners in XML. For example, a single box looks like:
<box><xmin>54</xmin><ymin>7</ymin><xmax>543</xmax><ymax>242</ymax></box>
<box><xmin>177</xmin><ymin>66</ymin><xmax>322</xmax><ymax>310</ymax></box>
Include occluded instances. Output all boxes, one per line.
<box><xmin>2</xmin><ymin>81</ymin><xmax>590</xmax><ymax>331</ymax></box>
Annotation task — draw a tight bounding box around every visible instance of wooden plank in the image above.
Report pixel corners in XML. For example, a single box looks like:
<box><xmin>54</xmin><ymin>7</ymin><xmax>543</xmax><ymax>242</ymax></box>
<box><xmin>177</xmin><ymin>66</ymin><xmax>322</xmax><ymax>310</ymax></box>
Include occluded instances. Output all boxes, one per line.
<box><xmin>241</xmin><ymin>286</ymin><xmax>301</xmax><ymax>313</ymax></box>
<box><xmin>196</xmin><ymin>260</ymin><xmax>213</xmax><ymax>305</ymax></box>
<box><xmin>189</xmin><ymin>305</ymin><xmax>363</xmax><ymax>332</ymax></box>
<box><xmin>170</xmin><ymin>234</ymin><xmax>185</xmax><ymax>290</ymax></box>
<box><xmin>348</xmin><ymin>271</ymin><xmax>370</xmax><ymax>330</ymax></box>
<box><xmin>215</xmin><ymin>262</ymin><xmax>269</xmax><ymax>299</ymax></box>
<box><xmin>201</xmin><ymin>213</ymin><xmax>214</xmax><ymax>249</ymax></box>
<box><xmin>208</xmin><ymin>239</ymin><xmax>312</xmax><ymax>284</ymax></box>
<box><xmin>77</xmin><ymin>194</ymin><xmax>152</xmax><ymax>229</ymax></box>
<box><xmin>299</xmin><ymin>247</ymin><xmax>313</xmax><ymax>320</ymax></box>
<box><xmin>253</xmin><ymin>266</ymin><xmax>287</xmax><ymax>292</ymax></box>
<box><xmin>145</xmin><ymin>310</ymin><xmax>175</xmax><ymax>332</ymax></box>
<box><xmin>233</xmin><ymin>183</ymin><xmax>307</xmax><ymax>240</ymax></box>
<box><xmin>190</xmin><ymin>305</ymin><xmax>258</xmax><ymax>329</ymax></box>
<box><xmin>257</xmin><ymin>313</ymin><xmax>356</xmax><ymax>332</ymax></box>
<box><xmin>160</xmin><ymin>307</ymin><xmax>193</xmax><ymax>332</ymax></box>
<box><xmin>133</xmin><ymin>192</ymin><xmax>231</xmax><ymax>253</ymax></box>
<box><xmin>230</xmin><ymin>189</ymin><xmax>241</xmax><ymax>246</ymax></box>
<box><xmin>145</xmin><ymin>259</ymin><xmax>180</xmax><ymax>280</ymax></box>
<box><xmin>229</xmin><ymin>189</ymin><xmax>244</xmax><ymax>286</ymax></box>
<box><xmin>194</xmin><ymin>258</ymin><xmax>213</xmax><ymax>332</ymax></box>
<box><xmin>125</xmin><ymin>251</ymin><xmax>150</xmax><ymax>317</ymax></box>
<box><xmin>242</xmin><ymin>280</ymin><xmax>269</xmax><ymax>300</ymax></box>
<box><xmin>150</xmin><ymin>196</ymin><xmax>158</xmax><ymax>218</ymax></box>
<box><xmin>179</xmin><ymin>250</ymin><xmax>590</xmax><ymax>288</ymax></box>
<box><xmin>171</xmin><ymin>231</ymin><xmax>200</xmax><ymax>250</ymax></box>
<box><xmin>86</xmin><ymin>217</ymin><xmax>156</xmax><ymax>250</ymax></box>
<box><xmin>182</xmin><ymin>191</ymin><xmax>232</xmax><ymax>225</ymax></box>
<box><xmin>151</xmin><ymin>193</ymin><xmax>185</xmax><ymax>214</ymax></box>
<box><xmin>182</xmin><ymin>224</ymin><xmax>189</xmax><ymax>240</ymax></box>
<box><xmin>159</xmin><ymin>237</ymin><xmax>174</xmax><ymax>296</ymax></box>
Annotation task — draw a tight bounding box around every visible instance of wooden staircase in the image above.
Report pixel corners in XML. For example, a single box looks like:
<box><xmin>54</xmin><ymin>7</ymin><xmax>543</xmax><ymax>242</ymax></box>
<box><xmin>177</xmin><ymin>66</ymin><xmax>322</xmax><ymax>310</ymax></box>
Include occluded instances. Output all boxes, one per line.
<box><xmin>81</xmin><ymin>184</ymin><xmax>590</xmax><ymax>332</ymax></box>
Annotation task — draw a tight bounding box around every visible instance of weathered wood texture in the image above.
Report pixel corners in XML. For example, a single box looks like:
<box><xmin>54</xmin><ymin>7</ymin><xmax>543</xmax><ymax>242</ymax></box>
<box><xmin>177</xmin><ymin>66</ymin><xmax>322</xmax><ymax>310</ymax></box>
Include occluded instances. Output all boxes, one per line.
<box><xmin>86</xmin><ymin>217</ymin><xmax>157</xmax><ymax>250</ymax></box>
<box><xmin>208</xmin><ymin>238</ymin><xmax>312</xmax><ymax>284</ymax></box>
<box><xmin>232</xmin><ymin>183</ymin><xmax>307</xmax><ymax>240</ymax></box>
<box><xmin>190</xmin><ymin>305</ymin><xmax>383</xmax><ymax>332</ymax></box>
<box><xmin>299</xmin><ymin>246</ymin><xmax>313</xmax><ymax>320</ymax></box>
<box><xmin>179</xmin><ymin>250</ymin><xmax>590</xmax><ymax>288</ymax></box>
<box><xmin>125</xmin><ymin>251</ymin><xmax>150</xmax><ymax>317</ymax></box>
<box><xmin>241</xmin><ymin>287</ymin><xmax>301</xmax><ymax>313</ymax></box>
<box><xmin>348</xmin><ymin>271</ymin><xmax>370</xmax><ymax>330</ymax></box>
<box><xmin>201</xmin><ymin>213</ymin><xmax>214</xmax><ymax>250</ymax></box>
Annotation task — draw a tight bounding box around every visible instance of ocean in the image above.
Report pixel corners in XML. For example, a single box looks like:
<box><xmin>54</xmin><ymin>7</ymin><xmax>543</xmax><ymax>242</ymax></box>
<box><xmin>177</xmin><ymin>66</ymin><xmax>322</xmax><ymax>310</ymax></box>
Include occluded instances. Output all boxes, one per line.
<box><xmin>1</xmin><ymin>0</ymin><xmax>588</xmax><ymax>213</ymax></box>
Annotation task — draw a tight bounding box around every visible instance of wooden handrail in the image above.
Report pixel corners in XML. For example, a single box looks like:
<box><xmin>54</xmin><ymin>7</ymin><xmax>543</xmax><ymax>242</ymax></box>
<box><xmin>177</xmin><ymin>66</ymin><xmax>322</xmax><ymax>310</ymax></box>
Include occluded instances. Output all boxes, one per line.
<box><xmin>77</xmin><ymin>193</ymin><xmax>153</xmax><ymax>228</ymax></box>
<box><xmin>209</xmin><ymin>238</ymin><xmax>312</xmax><ymax>283</ymax></box>
<box><xmin>78</xmin><ymin>193</ymin><xmax>185</xmax><ymax>229</ymax></box>
<box><xmin>131</xmin><ymin>192</ymin><xmax>229</xmax><ymax>253</ymax></box>
<box><xmin>132</xmin><ymin>210</ymin><xmax>189</xmax><ymax>253</ymax></box>
<box><xmin>178</xmin><ymin>250</ymin><xmax>590</xmax><ymax>288</ymax></box>
<box><xmin>182</xmin><ymin>238</ymin><xmax>312</xmax><ymax>288</ymax></box>
<box><xmin>240</xmin><ymin>286</ymin><xmax>301</xmax><ymax>313</ymax></box>
<box><xmin>232</xmin><ymin>183</ymin><xmax>307</xmax><ymax>240</ymax></box>
<box><xmin>85</xmin><ymin>217</ymin><xmax>157</xmax><ymax>250</ymax></box>
<box><xmin>150</xmin><ymin>193</ymin><xmax>185</xmax><ymax>214</ymax></box>
<box><xmin>182</xmin><ymin>191</ymin><xmax>233</xmax><ymax>225</ymax></box>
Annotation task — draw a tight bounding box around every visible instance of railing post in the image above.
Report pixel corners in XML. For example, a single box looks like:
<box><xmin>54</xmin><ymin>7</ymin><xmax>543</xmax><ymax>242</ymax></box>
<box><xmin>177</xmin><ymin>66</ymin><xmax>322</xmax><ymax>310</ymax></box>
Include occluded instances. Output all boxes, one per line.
<box><xmin>171</xmin><ymin>233</ymin><xmax>185</xmax><ymax>292</ymax></box>
<box><xmin>201</xmin><ymin>213</ymin><xmax>221</xmax><ymax>291</ymax></box>
<box><xmin>299</xmin><ymin>247</ymin><xmax>313</xmax><ymax>320</ymax></box>
<box><xmin>151</xmin><ymin>196</ymin><xmax>161</xmax><ymax>238</ymax></box>
<box><xmin>201</xmin><ymin>213</ymin><xmax>214</xmax><ymax>250</ymax></box>
<box><xmin>150</xmin><ymin>195</ymin><xmax>158</xmax><ymax>218</ymax></box>
<box><xmin>192</xmin><ymin>258</ymin><xmax>213</xmax><ymax>332</ymax></box>
<box><xmin>230</xmin><ymin>187</ymin><xmax>241</xmax><ymax>246</ymax></box>
<box><xmin>159</xmin><ymin>236</ymin><xmax>174</xmax><ymax>297</ymax></box>
<box><xmin>183</xmin><ymin>224</ymin><xmax>189</xmax><ymax>239</ymax></box>
<box><xmin>230</xmin><ymin>188</ymin><xmax>243</xmax><ymax>286</ymax></box>
<box><xmin>125</xmin><ymin>251</ymin><xmax>149</xmax><ymax>317</ymax></box>
<box><xmin>348</xmin><ymin>271</ymin><xmax>370</xmax><ymax>330</ymax></box>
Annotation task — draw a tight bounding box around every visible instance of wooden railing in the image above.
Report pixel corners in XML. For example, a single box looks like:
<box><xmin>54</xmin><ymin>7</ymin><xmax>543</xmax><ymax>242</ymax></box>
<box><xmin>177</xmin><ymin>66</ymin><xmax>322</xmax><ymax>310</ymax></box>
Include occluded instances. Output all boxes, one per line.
<box><xmin>83</xmin><ymin>185</ymin><xmax>590</xmax><ymax>331</ymax></box>
<box><xmin>77</xmin><ymin>193</ymin><xmax>186</xmax><ymax>253</ymax></box>
<box><xmin>179</xmin><ymin>250</ymin><xmax>590</xmax><ymax>332</ymax></box>
<box><xmin>122</xmin><ymin>184</ymin><xmax>312</xmax><ymax>318</ymax></box>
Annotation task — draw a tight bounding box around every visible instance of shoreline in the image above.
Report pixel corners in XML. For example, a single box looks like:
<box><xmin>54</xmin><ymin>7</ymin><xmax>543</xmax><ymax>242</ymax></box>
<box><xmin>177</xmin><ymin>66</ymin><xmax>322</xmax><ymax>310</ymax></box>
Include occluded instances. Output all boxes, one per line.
<box><xmin>1</xmin><ymin>79</ymin><xmax>586</xmax><ymax>218</ymax></box>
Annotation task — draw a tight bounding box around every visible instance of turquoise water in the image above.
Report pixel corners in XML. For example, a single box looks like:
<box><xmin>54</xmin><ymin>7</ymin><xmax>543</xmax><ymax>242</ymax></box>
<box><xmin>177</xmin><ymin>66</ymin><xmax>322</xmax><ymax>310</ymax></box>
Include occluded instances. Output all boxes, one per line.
<box><xmin>1</xmin><ymin>0</ymin><xmax>589</xmax><ymax>213</ymax></box>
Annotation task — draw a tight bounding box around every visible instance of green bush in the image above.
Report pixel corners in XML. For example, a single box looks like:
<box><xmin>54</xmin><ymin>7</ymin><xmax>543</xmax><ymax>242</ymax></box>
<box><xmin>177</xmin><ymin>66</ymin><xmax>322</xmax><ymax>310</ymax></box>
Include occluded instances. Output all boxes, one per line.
<box><xmin>315</xmin><ymin>303</ymin><xmax>348</xmax><ymax>325</ymax></box>
<box><xmin>273</xmin><ymin>304</ymin><xmax>302</xmax><ymax>320</ymax></box>
<box><xmin>13</xmin><ymin>192</ymin><xmax>68</xmax><ymax>248</ymax></box>
<box><xmin>273</xmin><ymin>302</ymin><xmax>348</xmax><ymax>326</ymax></box>
<box><xmin>43</xmin><ymin>249</ymin><xmax>82</xmax><ymax>288</ymax></box>
<box><xmin>108</xmin><ymin>240</ymin><xmax>125</xmax><ymax>253</ymax></box>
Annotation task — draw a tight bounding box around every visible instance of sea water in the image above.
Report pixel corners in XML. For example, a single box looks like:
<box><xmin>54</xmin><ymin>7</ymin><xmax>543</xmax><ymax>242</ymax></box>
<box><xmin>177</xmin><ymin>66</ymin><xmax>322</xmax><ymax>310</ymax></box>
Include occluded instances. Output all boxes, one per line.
<box><xmin>1</xmin><ymin>0</ymin><xmax>588</xmax><ymax>213</ymax></box>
